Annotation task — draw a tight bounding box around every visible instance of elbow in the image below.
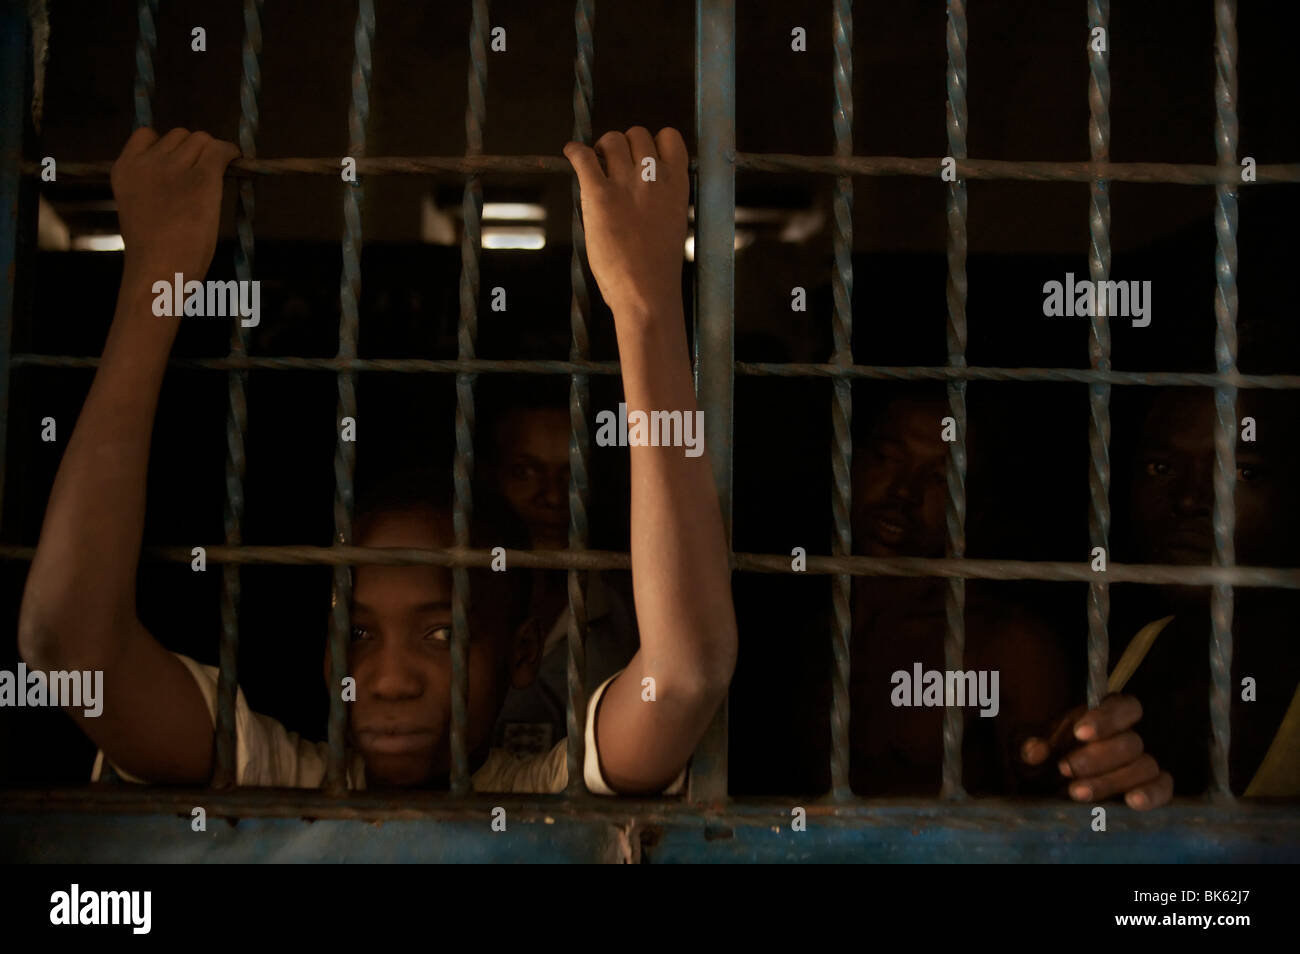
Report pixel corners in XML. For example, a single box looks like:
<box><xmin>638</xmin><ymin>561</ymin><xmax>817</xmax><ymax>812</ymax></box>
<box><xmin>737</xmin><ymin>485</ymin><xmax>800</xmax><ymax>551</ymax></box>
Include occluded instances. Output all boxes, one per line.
<box><xmin>18</xmin><ymin>561</ymin><xmax>68</xmax><ymax>668</ymax></box>
<box><xmin>671</xmin><ymin>618</ymin><xmax>738</xmax><ymax>706</ymax></box>
<box><xmin>18</xmin><ymin>581</ymin><xmax>120</xmax><ymax>673</ymax></box>
<box><xmin>17</xmin><ymin>604</ymin><xmax>62</xmax><ymax>671</ymax></box>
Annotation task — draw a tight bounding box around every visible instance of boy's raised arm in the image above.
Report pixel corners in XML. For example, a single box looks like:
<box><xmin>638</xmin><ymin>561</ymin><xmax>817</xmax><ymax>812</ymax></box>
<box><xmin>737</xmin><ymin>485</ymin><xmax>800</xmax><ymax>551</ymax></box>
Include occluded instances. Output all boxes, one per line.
<box><xmin>563</xmin><ymin>127</ymin><xmax>737</xmax><ymax>794</ymax></box>
<box><xmin>18</xmin><ymin>128</ymin><xmax>241</xmax><ymax>783</ymax></box>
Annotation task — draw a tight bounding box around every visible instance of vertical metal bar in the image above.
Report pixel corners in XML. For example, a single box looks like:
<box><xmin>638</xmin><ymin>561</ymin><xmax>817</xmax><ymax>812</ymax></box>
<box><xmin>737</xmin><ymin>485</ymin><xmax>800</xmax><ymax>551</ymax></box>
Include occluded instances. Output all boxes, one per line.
<box><xmin>565</xmin><ymin>0</ymin><xmax>594</xmax><ymax>795</ymax></box>
<box><xmin>0</xmin><ymin>0</ymin><xmax>28</xmax><ymax>528</ymax></box>
<box><xmin>212</xmin><ymin>0</ymin><xmax>264</xmax><ymax>789</ymax></box>
<box><xmin>828</xmin><ymin>0</ymin><xmax>854</xmax><ymax>803</ymax></box>
<box><xmin>689</xmin><ymin>0</ymin><xmax>734</xmax><ymax>805</ymax></box>
<box><xmin>941</xmin><ymin>0</ymin><xmax>969</xmax><ymax>800</ymax></box>
<box><xmin>1210</xmin><ymin>0</ymin><xmax>1239</xmax><ymax>799</ymax></box>
<box><xmin>132</xmin><ymin>0</ymin><xmax>158</xmax><ymax>130</ymax></box>
<box><xmin>116</xmin><ymin>0</ymin><xmax>154</xmax><ymax>784</ymax></box>
<box><xmin>326</xmin><ymin>0</ymin><xmax>375</xmax><ymax>792</ymax></box>
<box><xmin>450</xmin><ymin>0</ymin><xmax>489</xmax><ymax>797</ymax></box>
<box><xmin>1085</xmin><ymin>0</ymin><xmax>1111</xmax><ymax>711</ymax></box>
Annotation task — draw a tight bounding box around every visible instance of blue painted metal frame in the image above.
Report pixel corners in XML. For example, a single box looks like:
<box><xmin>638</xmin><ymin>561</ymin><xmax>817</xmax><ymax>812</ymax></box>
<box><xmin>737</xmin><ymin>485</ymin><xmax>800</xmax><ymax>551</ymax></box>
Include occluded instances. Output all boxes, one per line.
<box><xmin>1</xmin><ymin>795</ymin><xmax>1295</xmax><ymax>863</ymax></box>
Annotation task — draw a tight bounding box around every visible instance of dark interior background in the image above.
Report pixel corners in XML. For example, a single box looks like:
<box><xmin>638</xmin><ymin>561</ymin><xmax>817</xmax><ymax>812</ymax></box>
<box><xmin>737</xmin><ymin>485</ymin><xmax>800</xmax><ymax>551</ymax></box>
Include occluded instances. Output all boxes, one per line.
<box><xmin>1</xmin><ymin>0</ymin><xmax>1296</xmax><ymax>793</ymax></box>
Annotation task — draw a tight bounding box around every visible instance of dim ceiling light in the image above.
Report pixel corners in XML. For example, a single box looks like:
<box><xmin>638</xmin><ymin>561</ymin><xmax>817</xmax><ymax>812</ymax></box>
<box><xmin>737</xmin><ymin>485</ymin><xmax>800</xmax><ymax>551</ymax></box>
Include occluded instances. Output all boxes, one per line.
<box><xmin>71</xmin><ymin>234</ymin><xmax>125</xmax><ymax>251</ymax></box>
<box><xmin>482</xmin><ymin>226</ymin><xmax>545</xmax><ymax>250</ymax></box>
<box><xmin>482</xmin><ymin>202</ymin><xmax>546</xmax><ymax>221</ymax></box>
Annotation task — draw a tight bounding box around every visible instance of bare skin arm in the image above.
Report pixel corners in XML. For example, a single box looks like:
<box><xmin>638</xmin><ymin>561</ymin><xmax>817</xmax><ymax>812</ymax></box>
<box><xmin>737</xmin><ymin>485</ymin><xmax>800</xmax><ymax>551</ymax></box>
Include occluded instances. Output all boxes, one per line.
<box><xmin>563</xmin><ymin>127</ymin><xmax>737</xmax><ymax>794</ymax></box>
<box><xmin>17</xmin><ymin>128</ymin><xmax>241</xmax><ymax>783</ymax></box>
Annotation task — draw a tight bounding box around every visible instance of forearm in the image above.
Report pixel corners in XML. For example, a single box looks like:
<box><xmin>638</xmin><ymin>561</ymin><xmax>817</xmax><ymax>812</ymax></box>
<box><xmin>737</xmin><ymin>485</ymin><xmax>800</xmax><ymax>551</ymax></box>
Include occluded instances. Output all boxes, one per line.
<box><xmin>591</xmin><ymin>296</ymin><xmax>736</xmax><ymax>792</ymax></box>
<box><xmin>614</xmin><ymin>297</ymin><xmax>737</xmax><ymax>692</ymax></box>
<box><xmin>19</xmin><ymin>260</ymin><xmax>180</xmax><ymax>666</ymax></box>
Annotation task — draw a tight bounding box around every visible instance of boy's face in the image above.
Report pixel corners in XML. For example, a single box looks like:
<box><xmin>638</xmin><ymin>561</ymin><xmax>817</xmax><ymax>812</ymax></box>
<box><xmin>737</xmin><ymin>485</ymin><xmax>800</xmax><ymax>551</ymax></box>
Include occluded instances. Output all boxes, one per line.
<box><xmin>339</xmin><ymin>507</ymin><xmax>538</xmax><ymax>787</ymax></box>
<box><xmin>1131</xmin><ymin>390</ymin><xmax>1297</xmax><ymax>568</ymax></box>
<box><xmin>491</xmin><ymin>408</ymin><xmax>571</xmax><ymax>549</ymax></box>
<box><xmin>853</xmin><ymin>397</ymin><xmax>951</xmax><ymax>558</ymax></box>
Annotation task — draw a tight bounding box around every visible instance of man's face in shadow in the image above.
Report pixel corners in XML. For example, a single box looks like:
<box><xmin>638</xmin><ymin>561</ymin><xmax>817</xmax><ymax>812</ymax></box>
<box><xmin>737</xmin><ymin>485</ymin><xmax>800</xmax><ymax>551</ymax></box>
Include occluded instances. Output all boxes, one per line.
<box><xmin>1130</xmin><ymin>389</ymin><xmax>1298</xmax><ymax>569</ymax></box>
<box><xmin>852</xmin><ymin>396</ymin><xmax>952</xmax><ymax>559</ymax></box>
<box><xmin>490</xmin><ymin>408</ymin><xmax>571</xmax><ymax>550</ymax></box>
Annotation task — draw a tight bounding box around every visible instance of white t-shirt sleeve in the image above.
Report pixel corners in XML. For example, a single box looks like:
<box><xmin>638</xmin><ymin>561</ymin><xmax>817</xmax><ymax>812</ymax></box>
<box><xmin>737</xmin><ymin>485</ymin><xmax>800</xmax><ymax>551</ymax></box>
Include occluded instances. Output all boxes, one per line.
<box><xmin>583</xmin><ymin>669</ymin><xmax>687</xmax><ymax>796</ymax></box>
<box><xmin>90</xmin><ymin>652</ymin><xmax>335</xmax><ymax>788</ymax></box>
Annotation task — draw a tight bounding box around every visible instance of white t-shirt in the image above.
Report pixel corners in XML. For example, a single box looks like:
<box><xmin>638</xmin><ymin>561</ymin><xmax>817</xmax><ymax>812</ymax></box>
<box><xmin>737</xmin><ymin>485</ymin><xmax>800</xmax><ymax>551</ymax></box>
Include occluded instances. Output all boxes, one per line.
<box><xmin>92</xmin><ymin>653</ymin><xmax>685</xmax><ymax>795</ymax></box>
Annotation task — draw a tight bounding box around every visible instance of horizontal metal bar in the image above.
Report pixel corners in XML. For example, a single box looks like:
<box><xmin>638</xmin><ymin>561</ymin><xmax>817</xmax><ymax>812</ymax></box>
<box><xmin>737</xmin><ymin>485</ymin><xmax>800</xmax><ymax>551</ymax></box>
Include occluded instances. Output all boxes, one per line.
<box><xmin>736</xmin><ymin>363</ymin><xmax>1300</xmax><ymax>388</ymax></box>
<box><xmin>735</xmin><ymin>154</ymin><xmax>1300</xmax><ymax>185</ymax></box>
<box><xmin>0</xmin><ymin>542</ymin><xmax>1295</xmax><ymax>588</ymax></box>
<box><xmin>21</xmin><ymin>155</ymin><xmax>1300</xmax><ymax>185</ymax></box>
<box><xmin>10</xmin><ymin>355</ymin><xmax>621</xmax><ymax>374</ymax></box>
<box><xmin>20</xmin><ymin>155</ymin><xmax>1300</xmax><ymax>184</ymax></box>
<box><xmin>12</xmin><ymin>354</ymin><xmax>1300</xmax><ymax>389</ymax></box>
<box><xmin>22</xmin><ymin>156</ymin><xmax>581</xmax><ymax>177</ymax></box>
<box><xmin>733</xmin><ymin>553</ymin><xmax>1300</xmax><ymax>587</ymax></box>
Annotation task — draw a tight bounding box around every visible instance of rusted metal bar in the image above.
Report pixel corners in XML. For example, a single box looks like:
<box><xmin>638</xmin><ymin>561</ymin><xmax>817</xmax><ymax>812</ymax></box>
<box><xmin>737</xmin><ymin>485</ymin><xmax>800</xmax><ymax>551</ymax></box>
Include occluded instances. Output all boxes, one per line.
<box><xmin>941</xmin><ymin>0</ymin><xmax>968</xmax><ymax>801</ymax></box>
<box><xmin>22</xmin><ymin>155</ymin><xmax>1300</xmax><ymax>184</ymax></box>
<box><xmin>13</xmin><ymin>352</ymin><xmax>1300</xmax><ymax>389</ymax></box>
<box><xmin>689</xmin><ymin>0</ymin><xmax>735</xmax><ymax>807</ymax></box>
<box><xmin>738</xmin><ymin>364</ymin><xmax>1300</xmax><ymax>387</ymax></box>
<box><xmin>325</xmin><ymin>0</ymin><xmax>375</xmax><ymax>793</ymax></box>
<box><xmin>1210</xmin><ymin>0</ymin><xmax>1239</xmax><ymax>800</ymax></box>
<box><xmin>564</xmin><ymin>0</ymin><xmax>594</xmax><ymax>796</ymax></box>
<box><xmin>734</xmin><ymin>155</ymin><xmax>1300</xmax><ymax>184</ymax></box>
<box><xmin>1085</xmin><ymin>0</ymin><xmax>1111</xmax><ymax>711</ymax></box>
<box><xmin>0</xmin><ymin>0</ymin><xmax>28</xmax><ymax>528</ymax></box>
<box><xmin>132</xmin><ymin>0</ymin><xmax>157</xmax><ymax>130</ymax></box>
<box><xmin>213</xmin><ymin>0</ymin><xmax>266</xmax><ymax>791</ymax></box>
<box><xmin>5</xmin><ymin>542</ymin><xmax>1295</xmax><ymax>589</ymax></box>
<box><xmin>10</xmin><ymin>355</ymin><xmax>622</xmax><ymax>374</ymax></box>
<box><xmin>450</xmin><ymin>0</ymin><xmax>490</xmax><ymax>797</ymax></box>
<box><xmin>828</xmin><ymin>0</ymin><xmax>854</xmax><ymax>803</ymax></box>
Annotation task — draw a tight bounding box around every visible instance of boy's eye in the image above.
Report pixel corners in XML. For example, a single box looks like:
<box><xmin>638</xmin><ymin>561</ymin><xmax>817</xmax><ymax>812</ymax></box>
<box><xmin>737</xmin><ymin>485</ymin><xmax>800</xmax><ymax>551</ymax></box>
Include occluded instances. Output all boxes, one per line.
<box><xmin>424</xmin><ymin>626</ymin><xmax>452</xmax><ymax>645</ymax></box>
<box><xmin>350</xmin><ymin>625</ymin><xmax>372</xmax><ymax>643</ymax></box>
<box><xmin>1145</xmin><ymin>461</ymin><xmax>1171</xmax><ymax>477</ymax></box>
<box><xmin>1237</xmin><ymin>465</ymin><xmax>1259</xmax><ymax>482</ymax></box>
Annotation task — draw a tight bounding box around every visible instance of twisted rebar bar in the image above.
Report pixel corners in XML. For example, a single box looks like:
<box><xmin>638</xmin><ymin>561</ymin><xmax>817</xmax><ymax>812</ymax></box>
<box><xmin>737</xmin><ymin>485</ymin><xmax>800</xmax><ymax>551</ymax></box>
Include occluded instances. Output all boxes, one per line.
<box><xmin>326</xmin><ymin>0</ymin><xmax>374</xmax><ymax>792</ymax></box>
<box><xmin>3</xmin><ymin>543</ymin><xmax>1297</xmax><ymax>589</ymax></box>
<box><xmin>827</xmin><ymin>0</ymin><xmax>854</xmax><ymax>803</ymax></box>
<box><xmin>565</xmin><ymin>0</ymin><xmax>594</xmax><ymax>795</ymax></box>
<box><xmin>450</xmin><ymin>0</ymin><xmax>489</xmax><ymax>796</ymax></box>
<box><xmin>24</xmin><ymin>155</ymin><xmax>1300</xmax><ymax>184</ymax></box>
<box><xmin>15</xmin><ymin>353</ymin><xmax>1300</xmax><ymax>389</ymax></box>
<box><xmin>1210</xmin><ymin>0</ymin><xmax>1239</xmax><ymax>800</ymax></box>
<box><xmin>941</xmin><ymin>0</ymin><xmax>969</xmax><ymax>801</ymax></box>
<box><xmin>132</xmin><ymin>0</ymin><xmax>157</xmax><ymax>130</ymax></box>
<box><xmin>213</xmin><ymin>0</ymin><xmax>265</xmax><ymax>790</ymax></box>
<box><xmin>1085</xmin><ymin>0</ymin><xmax>1111</xmax><ymax>711</ymax></box>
